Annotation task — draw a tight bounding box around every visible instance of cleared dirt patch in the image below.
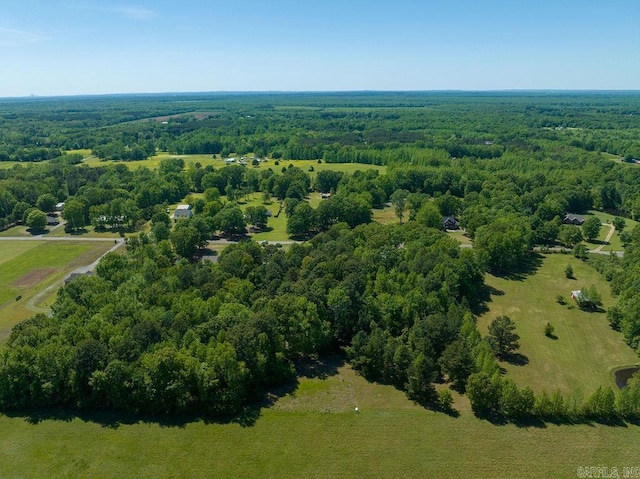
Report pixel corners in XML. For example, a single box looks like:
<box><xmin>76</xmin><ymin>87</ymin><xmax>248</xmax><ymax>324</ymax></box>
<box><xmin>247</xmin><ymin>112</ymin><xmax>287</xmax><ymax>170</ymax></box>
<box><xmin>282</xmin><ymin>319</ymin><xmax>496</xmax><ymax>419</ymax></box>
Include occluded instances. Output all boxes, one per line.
<box><xmin>11</xmin><ymin>268</ymin><xmax>56</xmax><ymax>288</ymax></box>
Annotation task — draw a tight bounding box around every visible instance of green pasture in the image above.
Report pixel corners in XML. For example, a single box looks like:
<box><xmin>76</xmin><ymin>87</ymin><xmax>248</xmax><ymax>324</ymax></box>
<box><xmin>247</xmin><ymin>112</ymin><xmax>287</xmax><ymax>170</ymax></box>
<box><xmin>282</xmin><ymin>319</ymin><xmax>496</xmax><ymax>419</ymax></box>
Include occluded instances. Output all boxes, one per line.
<box><xmin>0</xmin><ymin>241</ymin><xmax>115</xmax><ymax>338</ymax></box>
<box><xmin>0</xmin><ymin>362</ymin><xmax>638</xmax><ymax>478</ymax></box>
<box><xmin>74</xmin><ymin>150</ymin><xmax>387</xmax><ymax>177</ymax></box>
<box><xmin>478</xmin><ymin>254</ymin><xmax>637</xmax><ymax>396</ymax></box>
<box><xmin>371</xmin><ymin>204</ymin><xmax>399</xmax><ymax>225</ymax></box>
<box><xmin>0</xmin><ymin>242</ymin><xmax>91</xmax><ymax>302</ymax></box>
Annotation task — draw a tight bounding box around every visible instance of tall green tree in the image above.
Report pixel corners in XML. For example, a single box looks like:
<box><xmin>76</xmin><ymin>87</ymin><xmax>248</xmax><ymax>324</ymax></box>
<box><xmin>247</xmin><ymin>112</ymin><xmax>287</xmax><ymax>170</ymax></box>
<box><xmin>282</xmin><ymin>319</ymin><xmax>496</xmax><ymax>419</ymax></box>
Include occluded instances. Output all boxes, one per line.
<box><xmin>613</xmin><ymin>216</ymin><xmax>626</xmax><ymax>233</ymax></box>
<box><xmin>438</xmin><ymin>338</ymin><xmax>475</xmax><ymax>392</ymax></box>
<box><xmin>474</xmin><ymin>216</ymin><xmax>532</xmax><ymax>273</ymax></box>
<box><xmin>36</xmin><ymin>193</ymin><xmax>57</xmax><ymax>213</ymax></box>
<box><xmin>416</xmin><ymin>202</ymin><xmax>443</xmax><ymax>229</ymax></box>
<box><xmin>26</xmin><ymin>209</ymin><xmax>47</xmax><ymax>232</ymax></box>
<box><xmin>390</xmin><ymin>189</ymin><xmax>410</xmax><ymax>224</ymax></box>
<box><xmin>61</xmin><ymin>199</ymin><xmax>87</xmax><ymax>231</ymax></box>
<box><xmin>466</xmin><ymin>372</ymin><xmax>501</xmax><ymax>415</ymax></box>
<box><xmin>213</xmin><ymin>205</ymin><xmax>246</xmax><ymax>236</ymax></box>
<box><xmin>581</xmin><ymin>216</ymin><xmax>602</xmax><ymax>241</ymax></box>
<box><xmin>488</xmin><ymin>315</ymin><xmax>520</xmax><ymax>359</ymax></box>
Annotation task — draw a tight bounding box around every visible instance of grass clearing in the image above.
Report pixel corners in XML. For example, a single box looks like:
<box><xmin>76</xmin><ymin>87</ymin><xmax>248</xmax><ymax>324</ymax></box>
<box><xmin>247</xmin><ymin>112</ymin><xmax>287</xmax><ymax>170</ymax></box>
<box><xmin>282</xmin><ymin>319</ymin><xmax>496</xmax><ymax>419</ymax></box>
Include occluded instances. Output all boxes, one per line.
<box><xmin>0</xmin><ymin>241</ymin><xmax>115</xmax><ymax>339</ymax></box>
<box><xmin>478</xmin><ymin>254</ymin><xmax>637</xmax><ymax>395</ymax></box>
<box><xmin>78</xmin><ymin>152</ymin><xmax>387</xmax><ymax>178</ymax></box>
<box><xmin>371</xmin><ymin>204</ymin><xmax>399</xmax><ymax>225</ymax></box>
<box><xmin>447</xmin><ymin>229</ymin><xmax>472</xmax><ymax>245</ymax></box>
<box><xmin>0</xmin><ymin>362</ymin><xmax>639</xmax><ymax>478</ymax></box>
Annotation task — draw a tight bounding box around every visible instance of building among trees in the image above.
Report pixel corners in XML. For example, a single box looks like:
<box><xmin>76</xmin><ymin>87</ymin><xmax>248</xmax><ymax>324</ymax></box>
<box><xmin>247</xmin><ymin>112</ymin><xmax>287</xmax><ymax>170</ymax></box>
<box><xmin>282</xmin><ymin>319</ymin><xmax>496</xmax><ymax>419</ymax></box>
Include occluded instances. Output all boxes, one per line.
<box><xmin>563</xmin><ymin>214</ymin><xmax>585</xmax><ymax>225</ymax></box>
<box><xmin>172</xmin><ymin>204</ymin><xmax>193</xmax><ymax>221</ymax></box>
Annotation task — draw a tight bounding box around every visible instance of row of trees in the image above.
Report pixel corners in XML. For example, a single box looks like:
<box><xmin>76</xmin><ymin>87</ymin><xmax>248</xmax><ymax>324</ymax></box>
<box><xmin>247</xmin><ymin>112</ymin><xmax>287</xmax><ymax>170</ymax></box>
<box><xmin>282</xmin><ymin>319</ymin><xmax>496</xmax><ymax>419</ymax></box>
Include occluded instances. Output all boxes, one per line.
<box><xmin>467</xmin><ymin>371</ymin><xmax>640</xmax><ymax>423</ymax></box>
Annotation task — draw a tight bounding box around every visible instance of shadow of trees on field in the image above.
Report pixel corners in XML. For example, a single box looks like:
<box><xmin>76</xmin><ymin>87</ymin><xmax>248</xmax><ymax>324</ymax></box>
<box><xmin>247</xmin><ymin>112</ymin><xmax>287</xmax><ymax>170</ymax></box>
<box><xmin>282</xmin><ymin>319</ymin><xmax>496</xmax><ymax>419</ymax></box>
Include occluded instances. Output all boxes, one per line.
<box><xmin>494</xmin><ymin>253</ymin><xmax>544</xmax><ymax>282</ymax></box>
<box><xmin>502</xmin><ymin>352</ymin><xmax>529</xmax><ymax>367</ymax></box>
<box><xmin>296</xmin><ymin>354</ymin><xmax>344</xmax><ymax>379</ymax></box>
<box><xmin>474</xmin><ymin>285</ymin><xmax>504</xmax><ymax>315</ymax></box>
<box><xmin>3</xmin><ymin>355</ymin><xmax>347</xmax><ymax>431</ymax></box>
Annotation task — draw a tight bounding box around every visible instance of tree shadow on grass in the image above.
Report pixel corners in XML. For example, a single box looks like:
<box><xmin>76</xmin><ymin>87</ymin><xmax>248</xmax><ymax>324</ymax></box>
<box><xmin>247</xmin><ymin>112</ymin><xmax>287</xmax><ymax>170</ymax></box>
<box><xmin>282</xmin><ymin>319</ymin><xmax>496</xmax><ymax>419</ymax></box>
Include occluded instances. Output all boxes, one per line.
<box><xmin>4</xmin><ymin>356</ymin><xmax>348</xmax><ymax>431</ymax></box>
<box><xmin>493</xmin><ymin>253</ymin><xmax>544</xmax><ymax>282</ymax></box>
<box><xmin>5</xmin><ymin>390</ymin><xmax>294</xmax><ymax>430</ymax></box>
<box><xmin>473</xmin><ymin>285</ymin><xmax>504</xmax><ymax>315</ymax></box>
<box><xmin>27</xmin><ymin>228</ymin><xmax>49</xmax><ymax>236</ymax></box>
<box><xmin>502</xmin><ymin>352</ymin><xmax>529</xmax><ymax>367</ymax></box>
<box><xmin>296</xmin><ymin>354</ymin><xmax>345</xmax><ymax>379</ymax></box>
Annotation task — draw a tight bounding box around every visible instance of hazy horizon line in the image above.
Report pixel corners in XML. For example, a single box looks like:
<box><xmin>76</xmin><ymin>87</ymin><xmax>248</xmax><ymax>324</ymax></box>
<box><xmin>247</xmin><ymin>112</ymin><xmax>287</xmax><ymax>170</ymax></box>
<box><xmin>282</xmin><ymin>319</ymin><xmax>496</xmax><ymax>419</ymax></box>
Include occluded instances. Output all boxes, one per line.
<box><xmin>2</xmin><ymin>89</ymin><xmax>640</xmax><ymax>101</ymax></box>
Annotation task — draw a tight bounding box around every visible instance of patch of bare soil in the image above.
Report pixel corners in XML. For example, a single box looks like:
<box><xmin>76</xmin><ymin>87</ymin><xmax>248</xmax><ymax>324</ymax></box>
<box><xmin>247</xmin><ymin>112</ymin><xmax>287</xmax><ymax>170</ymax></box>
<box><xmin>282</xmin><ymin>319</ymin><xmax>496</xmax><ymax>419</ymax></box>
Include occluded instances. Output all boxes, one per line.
<box><xmin>11</xmin><ymin>268</ymin><xmax>56</xmax><ymax>288</ymax></box>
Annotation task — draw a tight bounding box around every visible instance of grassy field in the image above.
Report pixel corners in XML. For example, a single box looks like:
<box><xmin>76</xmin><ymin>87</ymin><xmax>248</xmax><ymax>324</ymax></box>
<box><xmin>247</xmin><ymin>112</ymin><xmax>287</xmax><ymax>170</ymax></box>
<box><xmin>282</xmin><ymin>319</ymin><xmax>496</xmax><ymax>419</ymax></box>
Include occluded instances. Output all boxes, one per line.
<box><xmin>74</xmin><ymin>151</ymin><xmax>387</xmax><ymax>178</ymax></box>
<box><xmin>478</xmin><ymin>254</ymin><xmax>638</xmax><ymax>395</ymax></box>
<box><xmin>0</xmin><ymin>224</ymin><xmax>123</xmax><ymax>239</ymax></box>
<box><xmin>0</xmin><ymin>241</ymin><xmax>115</xmax><ymax>339</ymax></box>
<box><xmin>0</xmin><ymin>361</ymin><xmax>639</xmax><ymax>478</ymax></box>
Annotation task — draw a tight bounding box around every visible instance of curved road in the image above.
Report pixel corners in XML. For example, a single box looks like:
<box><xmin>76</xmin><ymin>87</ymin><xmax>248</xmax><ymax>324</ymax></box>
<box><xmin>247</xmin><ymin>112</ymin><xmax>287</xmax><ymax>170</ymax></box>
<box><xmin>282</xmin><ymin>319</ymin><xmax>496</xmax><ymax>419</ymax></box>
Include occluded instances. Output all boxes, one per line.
<box><xmin>4</xmin><ymin>237</ymin><xmax>127</xmax><ymax>314</ymax></box>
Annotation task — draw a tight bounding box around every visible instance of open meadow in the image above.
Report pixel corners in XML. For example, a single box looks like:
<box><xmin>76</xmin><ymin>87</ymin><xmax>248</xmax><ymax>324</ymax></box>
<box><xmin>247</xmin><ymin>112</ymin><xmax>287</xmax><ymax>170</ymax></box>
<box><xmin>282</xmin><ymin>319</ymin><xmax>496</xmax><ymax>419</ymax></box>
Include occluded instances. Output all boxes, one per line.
<box><xmin>478</xmin><ymin>254</ymin><xmax>637</xmax><ymax>395</ymax></box>
<box><xmin>76</xmin><ymin>151</ymin><xmax>387</xmax><ymax>178</ymax></box>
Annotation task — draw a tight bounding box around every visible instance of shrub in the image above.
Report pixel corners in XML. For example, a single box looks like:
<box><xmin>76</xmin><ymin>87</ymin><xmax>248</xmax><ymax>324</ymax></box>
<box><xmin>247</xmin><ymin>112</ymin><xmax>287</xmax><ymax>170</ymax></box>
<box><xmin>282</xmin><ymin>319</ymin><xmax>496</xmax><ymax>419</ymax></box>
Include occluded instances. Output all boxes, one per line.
<box><xmin>565</xmin><ymin>264</ymin><xmax>574</xmax><ymax>279</ymax></box>
<box><xmin>556</xmin><ymin>295</ymin><xmax>566</xmax><ymax>305</ymax></box>
<box><xmin>544</xmin><ymin>322</ymin><xmax>555</xmax><ymax>338</ymax></box>
<box><xmin>437</xmin><ymin>389</ymin><xmax>454</xmax><ymax>412</ymax></box>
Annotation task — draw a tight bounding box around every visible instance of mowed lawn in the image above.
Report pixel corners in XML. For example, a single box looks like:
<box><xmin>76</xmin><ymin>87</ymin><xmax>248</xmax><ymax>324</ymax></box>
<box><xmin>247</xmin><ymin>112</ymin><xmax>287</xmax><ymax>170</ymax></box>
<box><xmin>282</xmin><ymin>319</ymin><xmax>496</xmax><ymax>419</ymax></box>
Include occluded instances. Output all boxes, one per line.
<box><xmin>0</xmin><ymin>363</ymin><xmax>639</xmax><ymax>479</ymax></box>
<box><xmin>478</xmin><ymin>254</ymin><xmax>638</xmax><ymax>395</ymax></box>
<box><xmin>0</xmin><ymin>241</ymin><xmax>114</xmax><ymax>337</ymax></box>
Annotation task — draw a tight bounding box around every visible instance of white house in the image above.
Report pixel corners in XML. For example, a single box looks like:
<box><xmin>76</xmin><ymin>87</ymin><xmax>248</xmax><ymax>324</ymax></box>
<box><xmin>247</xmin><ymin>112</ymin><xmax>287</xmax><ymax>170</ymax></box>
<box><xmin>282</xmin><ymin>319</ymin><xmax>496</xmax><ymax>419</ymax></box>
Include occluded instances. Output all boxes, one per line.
<box><xmin>172</xmin><ymin>204</ymin><xmax>193</xmax><ymax>220</ymax></box>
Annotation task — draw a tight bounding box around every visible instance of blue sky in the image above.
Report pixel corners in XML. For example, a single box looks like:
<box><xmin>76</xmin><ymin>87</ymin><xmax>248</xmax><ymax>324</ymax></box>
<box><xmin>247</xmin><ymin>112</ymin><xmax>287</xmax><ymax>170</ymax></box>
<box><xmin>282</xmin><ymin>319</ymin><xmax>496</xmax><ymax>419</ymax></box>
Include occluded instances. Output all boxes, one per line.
<box><xmin>1</xmin><ymin>1</ymin><xmax>638</xmax><ymax>96</ymax></box>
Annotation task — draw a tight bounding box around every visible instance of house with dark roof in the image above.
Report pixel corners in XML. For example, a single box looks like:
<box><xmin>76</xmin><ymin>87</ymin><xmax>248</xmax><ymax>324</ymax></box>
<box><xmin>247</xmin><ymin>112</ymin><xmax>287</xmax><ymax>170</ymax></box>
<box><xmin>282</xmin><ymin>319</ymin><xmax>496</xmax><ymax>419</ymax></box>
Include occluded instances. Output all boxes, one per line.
<box><xmin>563</xmin><ymin>214</ymin><xmax>585</xmax><ymax>226</ymax></box>
<box><xmin>443</xmin><ymin>216</ymin><xmax>459</xmax><ymax>230</ymax></box>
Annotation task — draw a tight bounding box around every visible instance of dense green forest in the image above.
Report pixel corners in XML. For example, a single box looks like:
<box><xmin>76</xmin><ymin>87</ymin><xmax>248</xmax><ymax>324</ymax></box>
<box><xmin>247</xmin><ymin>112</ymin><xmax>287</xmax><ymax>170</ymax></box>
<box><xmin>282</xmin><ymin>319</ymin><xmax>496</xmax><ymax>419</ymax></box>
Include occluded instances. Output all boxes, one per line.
<box><xmin>2</xmin><ymin>92</ymin><xmax>640</xmax><ymax>421</ymax></box>
<box><xmin>2</xmin><ymin>92</ymin><xmax>640</xmax><ymax>163</ymax></box>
